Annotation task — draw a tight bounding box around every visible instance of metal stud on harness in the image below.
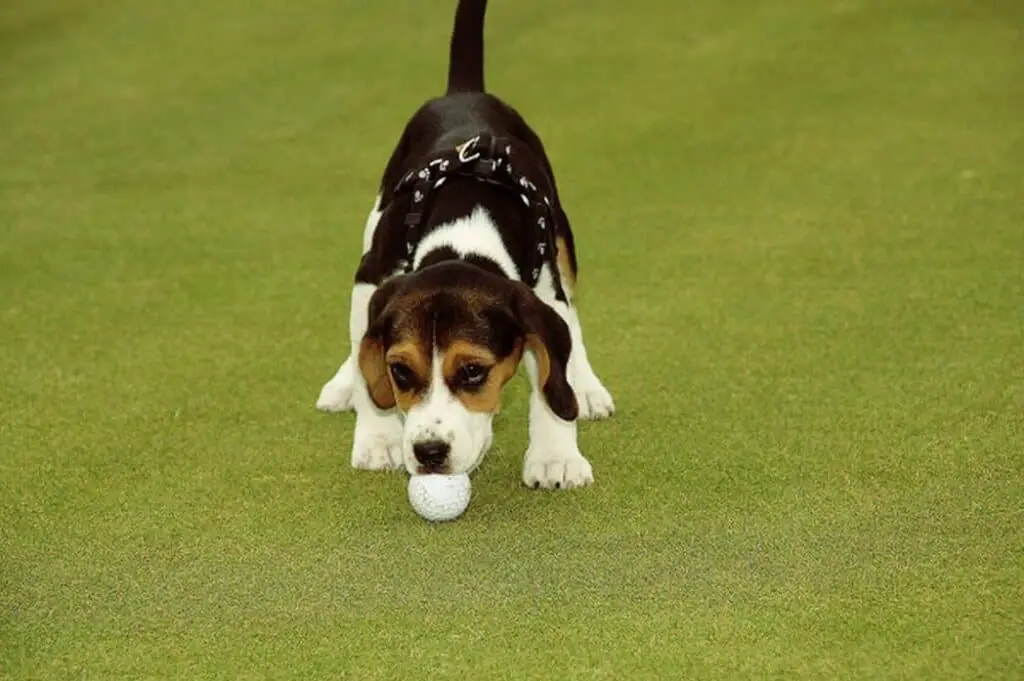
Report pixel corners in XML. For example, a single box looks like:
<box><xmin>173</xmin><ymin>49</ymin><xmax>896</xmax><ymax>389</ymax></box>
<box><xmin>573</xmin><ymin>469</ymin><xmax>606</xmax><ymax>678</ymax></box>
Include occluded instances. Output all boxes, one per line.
<box><xmin>391</xmin><ymin>133</ymin><xmax>557</xmax><ymax>287</ymax></box>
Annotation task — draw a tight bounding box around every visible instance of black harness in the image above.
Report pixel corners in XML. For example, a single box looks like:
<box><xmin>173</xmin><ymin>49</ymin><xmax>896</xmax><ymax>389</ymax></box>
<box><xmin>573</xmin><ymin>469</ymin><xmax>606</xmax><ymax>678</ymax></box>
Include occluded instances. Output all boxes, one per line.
<box><xmin>390</xmin><ymin>133</ymin><xmax>557</xmax><ymax>287</ymax></box>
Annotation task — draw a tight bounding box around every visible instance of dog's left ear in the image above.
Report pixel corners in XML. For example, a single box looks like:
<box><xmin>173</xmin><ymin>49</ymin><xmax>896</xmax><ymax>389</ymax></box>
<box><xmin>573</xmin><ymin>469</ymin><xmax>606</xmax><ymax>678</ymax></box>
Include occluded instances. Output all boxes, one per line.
<box><xmin>357</xmin><ymin>277</ymin><xmax>405</xmax><ymax>410</ymax></box>
<box><xmin>508</xmin><ymin>283</ymin><xmax>578</xmax><ymax>422</ymax></box>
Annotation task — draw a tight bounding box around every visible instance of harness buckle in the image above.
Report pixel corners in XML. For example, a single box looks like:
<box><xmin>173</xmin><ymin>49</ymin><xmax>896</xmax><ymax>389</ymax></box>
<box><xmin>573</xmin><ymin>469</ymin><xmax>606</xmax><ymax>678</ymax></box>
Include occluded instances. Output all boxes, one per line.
<box><xmin>405</xmin><ymin>211</ymin><xmax>423</xmax><ymax>227</ymax></box>
<box><xmin>456</xmin><ymin>135</ymin><xmax>482</xmax><ymax>164</ymax></box>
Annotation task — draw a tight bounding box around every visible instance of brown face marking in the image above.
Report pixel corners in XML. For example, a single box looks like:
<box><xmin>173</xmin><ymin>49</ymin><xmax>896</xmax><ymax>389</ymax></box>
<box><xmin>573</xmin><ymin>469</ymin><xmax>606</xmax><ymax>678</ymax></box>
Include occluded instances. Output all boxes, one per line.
<box><xmin>440</xmin><ymin>340</ymin><xmax>523</xmax><ymax>413</ymax></box>
<box><xmin>555</xmin><ymin>235</ymin><xmax>576</xmax><ymax>293</ymax></box>
<box><xmin>360</xmin><ymin>261</ymin><xmax>561</xmax><ymax>416</ymax></box>
<box><xmin>384</xmin><ymin>340</ymin><xmax>432</xmax><ymax>412</ymax></box>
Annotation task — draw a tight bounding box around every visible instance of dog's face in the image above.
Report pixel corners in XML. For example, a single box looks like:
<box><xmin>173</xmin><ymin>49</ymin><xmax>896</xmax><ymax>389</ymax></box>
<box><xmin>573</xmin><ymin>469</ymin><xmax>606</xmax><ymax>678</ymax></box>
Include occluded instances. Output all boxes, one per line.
<box><xmin>357</xmin><ymin>262</ymin><xmax>577</xmax><ymax>475</ymax></box>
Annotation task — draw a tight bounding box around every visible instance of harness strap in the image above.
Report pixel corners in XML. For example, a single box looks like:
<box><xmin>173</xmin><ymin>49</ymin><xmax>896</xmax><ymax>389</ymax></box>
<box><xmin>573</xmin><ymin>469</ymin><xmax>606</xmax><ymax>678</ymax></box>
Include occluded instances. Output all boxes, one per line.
<box><xmin>391</xmin><ymin>133</ymin><xmax>557</xmax><ymax>287</ymax></box>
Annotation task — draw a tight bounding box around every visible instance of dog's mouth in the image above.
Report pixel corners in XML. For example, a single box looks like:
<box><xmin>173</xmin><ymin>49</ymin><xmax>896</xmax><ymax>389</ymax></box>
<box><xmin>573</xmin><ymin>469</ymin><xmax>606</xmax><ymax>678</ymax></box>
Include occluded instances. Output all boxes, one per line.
<box><xmin>415</xmin><ymin>451</ymin><xmax>485</xmax><ymax>476</ymax></box>
<box><xmin>416</xmin><ymin>463</ymin><xmax>450</xmax><ymax>475</ymax></box>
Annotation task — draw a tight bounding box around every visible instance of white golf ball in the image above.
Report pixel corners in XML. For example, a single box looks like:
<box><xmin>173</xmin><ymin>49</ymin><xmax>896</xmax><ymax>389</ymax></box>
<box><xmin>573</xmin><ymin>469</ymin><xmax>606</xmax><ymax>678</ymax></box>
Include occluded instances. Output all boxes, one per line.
<box><xmin>407</xmin><ymin>473</ymin><xmax>471</xmax><ymax>522</ymax></box>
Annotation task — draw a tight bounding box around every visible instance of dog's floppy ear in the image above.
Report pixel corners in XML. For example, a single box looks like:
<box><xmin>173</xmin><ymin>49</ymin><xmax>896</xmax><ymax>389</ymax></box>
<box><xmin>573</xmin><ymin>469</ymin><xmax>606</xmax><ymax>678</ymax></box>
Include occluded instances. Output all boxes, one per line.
<box><xmin>508</xmin><ymin>283</ymin><xmax>578</xmax><ymax>422</ymax></box>
<box><xmin>357</xmin><ymin>277</ymin><xmax>404</xmax><ymax>410</ymax></box>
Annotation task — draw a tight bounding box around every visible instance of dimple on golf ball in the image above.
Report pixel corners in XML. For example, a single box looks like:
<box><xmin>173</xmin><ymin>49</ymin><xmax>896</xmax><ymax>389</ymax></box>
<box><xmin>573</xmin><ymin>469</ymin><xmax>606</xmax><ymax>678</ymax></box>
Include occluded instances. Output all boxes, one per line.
<box><xmin>407</xmin><ymin>473</ymin><xmax>471</xmax><ymax>522</ymax></box>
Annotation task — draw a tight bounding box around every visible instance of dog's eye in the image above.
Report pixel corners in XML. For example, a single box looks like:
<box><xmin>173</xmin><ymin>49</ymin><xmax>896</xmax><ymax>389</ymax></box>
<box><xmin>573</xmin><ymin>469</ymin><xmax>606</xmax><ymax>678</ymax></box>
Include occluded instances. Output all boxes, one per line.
<box><xmin>389</xmin><ymin>362</ymin><xmax>416</xmax><ymax>391</ymax></box>
<box><xmin>456</xmin><ymin>363</ymin><xmax>489</xmax><ymax>389</ymax></box>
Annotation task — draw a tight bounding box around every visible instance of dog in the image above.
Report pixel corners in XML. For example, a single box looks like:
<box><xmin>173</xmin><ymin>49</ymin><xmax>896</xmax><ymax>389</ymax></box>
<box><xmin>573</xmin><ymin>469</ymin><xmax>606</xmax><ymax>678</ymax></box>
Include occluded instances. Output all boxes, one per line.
<box><xmin>315</xmin><ymin>0</ymin><xmax>614</xmax><ymax>490</ymax></box>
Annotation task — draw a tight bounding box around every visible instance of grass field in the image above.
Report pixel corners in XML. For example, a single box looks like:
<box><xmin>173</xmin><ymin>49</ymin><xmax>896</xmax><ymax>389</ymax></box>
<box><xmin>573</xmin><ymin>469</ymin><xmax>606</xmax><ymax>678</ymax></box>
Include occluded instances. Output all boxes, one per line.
<box><xmin>2</xmin><ymin>0</ymin><xmax>1022</xmax><ymax>678</ymax></box>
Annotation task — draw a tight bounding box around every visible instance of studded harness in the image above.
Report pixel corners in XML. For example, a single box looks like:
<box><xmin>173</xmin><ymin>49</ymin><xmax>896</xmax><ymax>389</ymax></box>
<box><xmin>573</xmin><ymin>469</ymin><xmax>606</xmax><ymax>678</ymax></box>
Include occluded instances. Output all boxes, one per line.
<box><xmin>390</xmin><ymin>133</ymin><xmax>558</xmax><ymax>287</ymax></box>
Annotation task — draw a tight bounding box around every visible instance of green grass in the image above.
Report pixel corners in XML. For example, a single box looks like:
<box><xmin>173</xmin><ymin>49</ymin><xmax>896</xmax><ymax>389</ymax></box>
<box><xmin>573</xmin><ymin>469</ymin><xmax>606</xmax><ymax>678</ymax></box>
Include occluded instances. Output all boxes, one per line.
<box><xmin>2</xmin><ymin>0</ymin><xmax>1022</xmax><ymax>678</ymax></box>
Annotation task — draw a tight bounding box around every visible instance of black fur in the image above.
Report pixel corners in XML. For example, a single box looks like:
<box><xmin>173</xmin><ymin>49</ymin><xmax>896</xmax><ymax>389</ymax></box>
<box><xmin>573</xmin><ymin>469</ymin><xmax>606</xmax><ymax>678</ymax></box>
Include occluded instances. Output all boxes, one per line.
<box><xmin>354</xmin><ymin>0</ymin><xmax>578</xmax><ymax>300</ymax></box>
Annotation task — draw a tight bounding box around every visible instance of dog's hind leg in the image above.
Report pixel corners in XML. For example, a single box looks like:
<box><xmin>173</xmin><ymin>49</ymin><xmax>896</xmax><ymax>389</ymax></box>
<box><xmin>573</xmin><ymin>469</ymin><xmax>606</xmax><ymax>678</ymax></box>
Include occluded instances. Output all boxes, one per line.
<box><xmin>563</xmin><ymin>303</ymin><xmax>615</xmax><ymax>421</ymax></box>
<box><xmin>316</xmin><ymin>195</ymin><xmax>385</xmax><ymax>413</ymax></box>
<box><xmin>554</xmin><ymin>237</ymin><xmax>615</xmax><ymax>421</ymax></box>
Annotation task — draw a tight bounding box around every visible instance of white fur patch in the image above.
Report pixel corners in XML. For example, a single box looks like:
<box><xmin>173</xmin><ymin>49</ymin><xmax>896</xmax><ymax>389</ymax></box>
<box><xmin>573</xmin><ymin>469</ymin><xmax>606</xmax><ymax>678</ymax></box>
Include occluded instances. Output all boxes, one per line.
<box><xmin>347</xmin><ymin>283</ymin><xmax>375</xmax><ymax>346</ymax></box>
<box><xmin>412</xmin><ymin>206</ymin><xmax>520</xmax><ymax>279</ymax></box>
<box><xmin>362</xmin><ymin>194</ymin><xmax>383</xmax><ymax>254</ymax></box>
<box><xmin>401</xmin><ymin>350</ymin><xmax>494</xmax><ymax>475</ymax></box>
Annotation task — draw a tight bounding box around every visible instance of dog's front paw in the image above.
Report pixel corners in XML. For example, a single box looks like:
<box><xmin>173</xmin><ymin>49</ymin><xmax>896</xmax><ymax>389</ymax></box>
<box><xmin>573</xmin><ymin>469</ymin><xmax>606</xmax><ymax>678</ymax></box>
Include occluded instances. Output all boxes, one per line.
<box><xmin>317</xmin><ymin>362</ymin><xmax>355</xmax><ymax>413</ymax></box>
<box><xmin>522</xmin><ymin>448</ymin><xmax>594</xmax><ymax>490</ymax></box>
<box><xmin>575</xmin><ymin>379</ymin><xmax>615</xmax><ymax>421</ymax></box>
<box><xmin>351</xmin><ymin>422</ymin><xmax>404</xmax><ymax>471</ymax></box>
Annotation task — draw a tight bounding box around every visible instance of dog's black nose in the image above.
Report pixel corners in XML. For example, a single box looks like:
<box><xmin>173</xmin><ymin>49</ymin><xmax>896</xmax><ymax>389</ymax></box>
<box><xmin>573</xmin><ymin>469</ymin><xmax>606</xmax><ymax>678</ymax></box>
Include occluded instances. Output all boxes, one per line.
<box><xmin>413</xmin><ymin>440</ymin><xmax>450</xmax><ymax>467</ymax></box>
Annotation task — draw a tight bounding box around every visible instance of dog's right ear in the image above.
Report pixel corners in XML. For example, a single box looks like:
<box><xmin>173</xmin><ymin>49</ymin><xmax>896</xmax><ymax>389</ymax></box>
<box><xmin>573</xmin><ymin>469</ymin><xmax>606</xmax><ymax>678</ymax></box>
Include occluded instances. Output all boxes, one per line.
<box><xmin>357</xmin><ymin>277</ymin><xmax>404</xmax><ymax>410</ymax></box>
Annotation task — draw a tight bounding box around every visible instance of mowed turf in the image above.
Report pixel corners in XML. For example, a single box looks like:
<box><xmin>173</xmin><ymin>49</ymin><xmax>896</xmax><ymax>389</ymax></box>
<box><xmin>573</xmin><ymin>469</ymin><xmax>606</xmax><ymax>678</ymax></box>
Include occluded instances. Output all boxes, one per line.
<box><xmin>1</xmin><ymin>0</ymin><xmax>1022</xmax><ymax>678</ymax></box>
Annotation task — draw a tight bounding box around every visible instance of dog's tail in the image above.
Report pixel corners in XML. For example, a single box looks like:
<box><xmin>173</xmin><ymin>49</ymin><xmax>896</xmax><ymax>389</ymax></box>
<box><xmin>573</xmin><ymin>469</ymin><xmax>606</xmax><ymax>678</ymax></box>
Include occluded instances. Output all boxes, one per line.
<box><xmin>446</xmin><ymin>0</ymin><xmax>487</xmax><ymax>93</ymax></box>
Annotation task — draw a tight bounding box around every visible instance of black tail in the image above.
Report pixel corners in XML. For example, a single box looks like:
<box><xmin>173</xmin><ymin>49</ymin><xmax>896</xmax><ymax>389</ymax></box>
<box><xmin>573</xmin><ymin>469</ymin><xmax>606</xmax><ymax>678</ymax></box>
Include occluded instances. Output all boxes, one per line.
<box><xmin>446</xmin><ymin>0</ymin><xmax>487</xmax><ymax>93</ymax></box>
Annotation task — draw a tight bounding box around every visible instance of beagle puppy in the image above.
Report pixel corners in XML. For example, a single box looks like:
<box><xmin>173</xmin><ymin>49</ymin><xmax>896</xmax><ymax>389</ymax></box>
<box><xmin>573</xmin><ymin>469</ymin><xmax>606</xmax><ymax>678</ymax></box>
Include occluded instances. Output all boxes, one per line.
<box><xmin>316</xmin><ymin>0</ymin><xmax>614</xmax><ymax>489</ymax></box>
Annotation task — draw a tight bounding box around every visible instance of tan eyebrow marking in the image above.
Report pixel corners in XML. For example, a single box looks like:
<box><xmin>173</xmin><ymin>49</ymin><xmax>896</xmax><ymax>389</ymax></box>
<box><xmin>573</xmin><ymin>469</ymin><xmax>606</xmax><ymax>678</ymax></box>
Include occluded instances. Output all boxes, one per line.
<box><xmin>385</xmin><ymin>340</ymin><xmax>433</xmax><ymax>412</ymax></box>
<box><xmin>441</xmin><ymin>340</ymin><xmax>523</xmax><ymax>414</ymax></box>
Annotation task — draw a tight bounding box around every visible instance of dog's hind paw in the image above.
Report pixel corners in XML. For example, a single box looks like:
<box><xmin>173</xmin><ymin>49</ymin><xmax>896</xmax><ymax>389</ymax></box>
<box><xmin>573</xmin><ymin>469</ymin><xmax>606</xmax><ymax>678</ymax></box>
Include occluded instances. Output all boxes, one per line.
<box><xmin>575</xmin><ymin>380</ymin><xmax>615</xmax><ymax>421</ymax></box>
<box><xmin>316</xmin><ymin>361</ymin><xmax>355</xmax><ymax>413</ymax></box>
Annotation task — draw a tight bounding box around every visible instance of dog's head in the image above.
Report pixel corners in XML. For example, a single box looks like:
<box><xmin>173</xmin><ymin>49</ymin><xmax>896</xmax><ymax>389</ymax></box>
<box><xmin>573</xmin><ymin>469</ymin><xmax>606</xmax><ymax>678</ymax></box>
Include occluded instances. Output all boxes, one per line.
<box><xmin>358</xmin><ymin>261</ymin><xmax>577</xmax><ymax>475</ymax></box>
